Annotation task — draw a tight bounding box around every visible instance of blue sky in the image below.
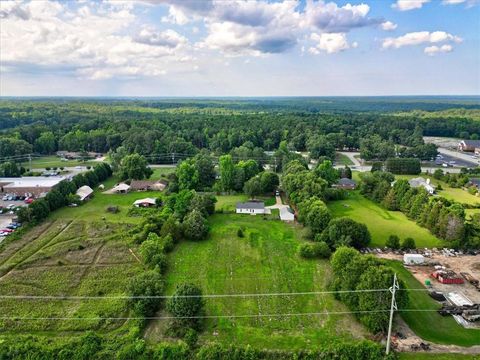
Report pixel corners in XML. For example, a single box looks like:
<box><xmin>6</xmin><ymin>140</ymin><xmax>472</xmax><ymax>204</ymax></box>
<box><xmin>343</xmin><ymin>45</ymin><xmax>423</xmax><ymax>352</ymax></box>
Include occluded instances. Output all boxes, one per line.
<box><xmin>0</xmin><ymin>0</ymin><xmax>479</xmax><ymax>96</ymax></box>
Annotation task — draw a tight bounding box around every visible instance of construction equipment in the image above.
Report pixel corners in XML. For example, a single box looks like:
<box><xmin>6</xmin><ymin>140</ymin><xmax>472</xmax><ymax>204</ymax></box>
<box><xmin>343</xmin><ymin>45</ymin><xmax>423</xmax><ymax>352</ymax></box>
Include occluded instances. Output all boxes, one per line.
<box><xmin>438</xmin><ymin>303</ymin><xmax>480</xmax><ymax>322</ymax></box>
<box><xmin>460</xmin><ymin>272</ymin><xmax>480</xmax><ymax>290</ymax></box>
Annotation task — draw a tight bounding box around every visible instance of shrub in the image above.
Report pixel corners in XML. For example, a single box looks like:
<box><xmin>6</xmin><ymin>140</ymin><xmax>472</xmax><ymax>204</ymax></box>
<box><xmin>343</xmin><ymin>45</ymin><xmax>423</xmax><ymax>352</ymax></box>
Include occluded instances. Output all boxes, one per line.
<box><xmin>299</xmin><ymin>241</ymin><xmax>331</xmax><ymax>259</ymax></box>
<box><xmin>237</xmin><ymin>228</ymin><xmax>244</xmax><ymax>238</ymax></box>
<box><xmin>402</xmin><ymin>237</ymin><xmax>416</xmax><ymax>250</ymax></box>
<box><xmin>385</xmin><ymin>235</ymin><xmax>400</xmax><ymax>249</ymax></box>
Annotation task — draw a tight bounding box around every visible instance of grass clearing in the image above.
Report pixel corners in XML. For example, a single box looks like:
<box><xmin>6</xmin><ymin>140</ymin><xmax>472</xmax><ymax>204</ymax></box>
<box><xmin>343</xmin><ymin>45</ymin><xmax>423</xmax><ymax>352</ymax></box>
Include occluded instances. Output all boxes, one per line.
<box><xmin>335</xmin><ymin>152</ymin><xmax>354</xmax><ymax>166</ymax></box>
<box><xmin>27</xmin><ymin>156</ymin><xmax>99</xmax><ymax>169</ymax></box>
<box><xmin>387</xmin><ymin>261</ymin><xmax>480</xmax><ymax>347</ymax></box>
<box><xmin>149</xmin><ymin>167</ymin><xmax>176</xmax><ymax>180</ymax></box>
<box><xmin>328</xmin><ymin>192</ymin><xmax>444</xmax><ymax>248</ymax></box>
<box><xmin>145</xmin><ymin>213</ymin><xmax>367</xmax><ymax>349</ymax></box>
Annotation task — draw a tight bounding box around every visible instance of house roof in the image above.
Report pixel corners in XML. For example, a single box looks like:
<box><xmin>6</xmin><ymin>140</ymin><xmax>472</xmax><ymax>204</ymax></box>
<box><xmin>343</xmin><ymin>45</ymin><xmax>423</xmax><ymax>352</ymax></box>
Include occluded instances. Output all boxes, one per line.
<box><xmin>408</xmin><ymin>177</ymin><xmax>435</xmax><ymax>189</ymax></box>
<box><xmin>236</xmin><ymin>201</ymin><xmax>265</xmax><ymax>210</ymax></box>
<box><xmin>337</xmin><ymin>178</ymin><xmax>356</xmax><ymax>185</ymax></box>
<box><xmin>133</xmin><ymin>197</ymin><xmax>157</xmax><ymax>205</ymax></box>
<box><xmin>461</xmin><ymin>140</ymin><xmax>480</xmax><ymax>147</ymax></box>
<box><xmin>76</xmin><ymin>185</ymin><xmax>93</xmax><ymax>201</ymax></box>
<box><xmin>0</xmin><ymin>176</ymin><xmax>65</xmax><ymax>188</ymax></box>
<box><xmin>112</xmin><ymin>183</ymin><xmax>130</xmax><ymax>191</ymax></box>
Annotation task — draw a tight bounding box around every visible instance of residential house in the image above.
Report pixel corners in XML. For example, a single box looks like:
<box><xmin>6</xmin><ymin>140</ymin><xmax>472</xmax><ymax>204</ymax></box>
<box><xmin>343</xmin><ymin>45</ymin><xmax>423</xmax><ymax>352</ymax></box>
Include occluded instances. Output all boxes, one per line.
<box><xmin>133</xmin><ymin>198</ymin><xmax>157</xmax><ymax>207</ymax></box>
<box><xmin>76</xmin><ymin>185</ymin><xmax>93</xmax><ymax>201</ymax></box>
<box><xmin>408</xmin><ymin>177</ymin><xmax>436</xmax><ymax>195</ymax></box>
<box><xmin>333</xmin><ymin>178</ymin><xmax>357</xmax><ymax>190</ymax></box>
<box><xmin>458</xmin><ymin>140</ymin><xmax>480</xmax><ymax>152</ymax></box>
<box><xmin>112</xmin><ymin>183</ymin><xmax>130</xmax><ymax>194</ymax></box>
<box><xmin>236</xmin><ymin>201</ymin><xmax>266</xmax><ymax>215</ymax></box>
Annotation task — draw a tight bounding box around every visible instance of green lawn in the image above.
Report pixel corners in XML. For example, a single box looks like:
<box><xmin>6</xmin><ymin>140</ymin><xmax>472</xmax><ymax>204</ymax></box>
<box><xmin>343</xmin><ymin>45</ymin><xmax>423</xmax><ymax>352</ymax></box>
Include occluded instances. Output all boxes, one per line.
<box><xmin>388</xmin><ymin>261</ymin><xmax>480</xmax><ymax>347</ymax></box>
<box><xmin>335</xmin><ymin>152</ymin><xmax>354</xmax><ymax>166</ymax></box>
<box><xmin>328</xmin><ymin>192</ymin><xmax>444</xmax><ymax>248</ymax></box>
<box><xmin>145</xmin><ymin>214</ymin><xmax>367</xmax><ymax>349</ymax></box>
<box><xmin>149</xmin><ymin>167</ymin><xmax>176</xmax><ymax>180</ymax></box>
<box><xmin>27</xmin><ymin>156</ymin><xmax>99</xmax><ymax>169</ymax></box>
<box><xmin>215</xmin><ymin>194</ymin><xmax>276</xmax><ymax>212</ymax></box>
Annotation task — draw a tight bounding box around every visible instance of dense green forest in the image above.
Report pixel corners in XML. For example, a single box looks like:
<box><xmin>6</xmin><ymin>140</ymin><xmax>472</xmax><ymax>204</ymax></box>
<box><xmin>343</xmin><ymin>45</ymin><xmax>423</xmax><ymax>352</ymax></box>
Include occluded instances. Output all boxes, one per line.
<box><xmin>0</xmin><ymin>97</ymin><xmax>479</xmax><ymax>164</ymax></box>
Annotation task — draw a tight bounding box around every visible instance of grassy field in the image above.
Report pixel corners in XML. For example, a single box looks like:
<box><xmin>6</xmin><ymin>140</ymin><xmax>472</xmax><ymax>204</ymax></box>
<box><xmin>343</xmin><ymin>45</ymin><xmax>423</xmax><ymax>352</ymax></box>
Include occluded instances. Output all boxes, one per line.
<box><xmin>0</xmin><ymin>218</ymin><xmax>142</xmax><ymax>333</ymax></box>
<box><xmin>145</xmin><ymin>213</ymin><xmax>367</xmax><ymax>349</ymax></box>
<box><xmin>328</xmin><ymin>192</ymin><xmax>444</xmax><ymax>248</ymax></box>
<box><xmin>149</xmin><ymin>166</ymin><xmax>176</xmax><ymax>180</ymax></box>
<box><xmin>388</xmin><ymin>261</ymin><xmax>480</xmax><ymax>347</ymax></box>
<box><xmin>335</xmin><ymin>152</ymin><xmax>354</xmax><ymax>166</ymax></box>
<box><xmin>215</xmin><ymin>194</ymin><xmax>276</xmax><ymax>212</ymax></box>
<box><xmin>27</xmin><ymin>155</ymin><xmax>99</xmax><ymax>169</ymax></box>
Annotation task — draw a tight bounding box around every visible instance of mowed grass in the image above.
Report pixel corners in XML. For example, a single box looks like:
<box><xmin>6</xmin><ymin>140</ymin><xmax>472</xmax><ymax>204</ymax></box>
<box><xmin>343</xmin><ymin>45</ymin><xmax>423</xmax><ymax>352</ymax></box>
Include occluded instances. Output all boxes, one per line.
<box><xmin>149</xmin><ymin>167</ymin><xmax>176</xmax><ymax>180</ymax></box>
<box><xmin>146</xmin><ymin>213</ymin><xmax>367</xmax><ymax>349</ymax></box>
<box><xmin>0</xmin><ymin>219</ymin><xmax>142</xmax><ymax>333</ymax></box>
<box><xmin>328</xmin><ymin>192</ymin><xmax>444</xmax><ymax>248</ymax></box>
<box><xmin>335</xmin><ymin>152</ymin><xmax>354</xmax><ymax>166</ymax></box>
<box><xmin>388</xmin><ymin>261</ymin><xmax>480</xmax><ymax>347</ymax></box>
<box><xmin>28</xmin><ymin>155</ymin><xmax>99</xmax><ymax>169</ymax></box>
<box><xmin>215</xmin><ymin>194</ymin><xmax>276</xmax><ymax>212</ymax></box>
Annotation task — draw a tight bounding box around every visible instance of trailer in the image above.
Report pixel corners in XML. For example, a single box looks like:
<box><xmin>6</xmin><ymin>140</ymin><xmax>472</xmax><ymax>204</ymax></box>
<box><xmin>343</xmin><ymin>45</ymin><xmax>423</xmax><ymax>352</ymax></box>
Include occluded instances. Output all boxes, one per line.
<box><xmin>404</xmin><ymin>254</ymin><xmax>425</xmax><ymax>265</ymax></box>
<box><xmin>460</xmin><ymin>272</ymin><xmax>479</xmax><ymax>286</ymax></box>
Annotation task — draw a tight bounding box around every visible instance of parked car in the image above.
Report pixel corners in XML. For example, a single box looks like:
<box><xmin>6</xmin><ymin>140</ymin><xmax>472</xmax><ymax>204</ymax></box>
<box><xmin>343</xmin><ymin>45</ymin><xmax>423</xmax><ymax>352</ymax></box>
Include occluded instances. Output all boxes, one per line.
<box><xmin>24</xmin><ymin>198</ymin><xmax>34</xmax><ymax>204</ymax></box>
<box><xmin>7</xmin><ymin>204</ymin><xmax>16</xmax><ymax>209</ymax></box>
<box><xmin>0</xmin><ymin>229</ymin><xmax>13</xmax><ymax>233</ymax></box>
<box><xmin>2</xmin><ymin>195</ymin><xmax>9</xmax><ymax>201</ymax></box>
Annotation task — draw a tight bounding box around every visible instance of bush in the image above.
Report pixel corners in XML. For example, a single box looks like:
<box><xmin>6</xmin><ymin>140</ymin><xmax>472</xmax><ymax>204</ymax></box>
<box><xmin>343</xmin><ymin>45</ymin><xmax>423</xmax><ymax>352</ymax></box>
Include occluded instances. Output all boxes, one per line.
<box><xmin>237</xmin><ymin>228</ymin><xmax>244</xmax><ymax>238</ymax></box>
<box><xmin>167</xmin><ymin>283</ymin><xmax>204</xmax><ymax>330</ymax></box>
<box><xmin>106</xmin><ymin>205</ymin><xmax>119</xmax><ymax>213</ymax></box>
<box><xmin>385</xmin><ymin>235</ymin><xmax>400</xmax><ymax>249</ymax></box>
<box><xmin>402</xmin><ymin>237</ymin><xmax>416</xmax><ymax>250</ymax></box>
<box><xmin>299</xmin><ymin>241</ymin><xmax>331</xmax><ymax>259</ymax></box>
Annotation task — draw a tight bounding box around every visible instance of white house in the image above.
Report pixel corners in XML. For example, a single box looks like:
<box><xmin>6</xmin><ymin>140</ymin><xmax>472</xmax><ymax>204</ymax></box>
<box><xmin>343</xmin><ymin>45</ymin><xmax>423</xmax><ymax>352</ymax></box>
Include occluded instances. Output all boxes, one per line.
<box><xmin>279</xmin><ymin>207</ymin><xmax>295</xmax><ymax>221</ymax></box>
<box><xmin>133</xmin><ymin>198</ymin><xmax>157</xmax><ymax>207</ymax></box>
<box><xmin>76</xmin><ymin>185</ymin><xmax>93</xmax><ymax>201</ymax></box>
<box><xmin>112</xmin><ymin>183</ymin><xmax>130</xmax><ymax>194</ymax></box>
<box><xmin>408</xmin><ymin>177</ymin><xmax>435</xmax><ymax>195</ymax></box>
<box><xmin>403</xmin><ymin>254</ymin><xmax>425</xmax><ymax>265</ymax></box>
<box><xmin>236</xmin><ymin>201</ymin><xmax>265</xmax><ymax>215</ymax></box>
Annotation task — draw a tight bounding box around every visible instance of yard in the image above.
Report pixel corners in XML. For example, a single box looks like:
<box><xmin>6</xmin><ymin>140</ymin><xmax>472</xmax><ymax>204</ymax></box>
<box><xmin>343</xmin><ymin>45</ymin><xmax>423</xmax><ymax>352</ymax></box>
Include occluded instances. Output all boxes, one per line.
<box><xmin>149</xmin><ymin>166</ymin><xmax>176</xmax><ymax>180</ymax></box>
<box><xmin>27</xmin><ymin>155</ymin><xmax>99</xmax><ymax>169</ymax></box>
<box><xmin>335</xmin><ymin>152</ymin><xmax>354</xmax><ymax>166</ymax></box>
<box><xmin>145</xmin><ymin>213</ymin><xmax>368</xmax><ymax>349</ymax></box>
<box><xmin>328</xmin><ymin>192</ymin><xmax>445</xmax><ymax>248</ymax></box>
<box><xmin>388</xmin><ymin>261</ymin><xmax>480</xmax><ymax>347</ymax></box>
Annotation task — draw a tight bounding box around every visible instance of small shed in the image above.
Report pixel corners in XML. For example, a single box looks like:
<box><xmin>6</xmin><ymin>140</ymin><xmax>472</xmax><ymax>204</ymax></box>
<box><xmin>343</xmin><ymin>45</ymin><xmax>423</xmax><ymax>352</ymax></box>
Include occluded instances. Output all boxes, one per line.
<box><xmin>76</xmin><ymin>185</ymin><xmax>93</xmax><ymax>201</ymax></box>
<box><xmin>112</xmin><ymin>183</ymin><xmax>130</xmax><ymax>194</ymax></box>
<box><xmin>133</xmin><ymin>198</ymin><xmax>157</xmax><ymax>207</ymax></box>
<box><xmin>403</xmin><ymin>254</ymin><xmax>425</xmax><ymax>265</ymax></box>
<box><xmin>334</xmin><ymin>178</ymin><xmax>357</xmax><ymax>190</ymax></box>
<box><xmin>279</xmin><ymin>207</ymin><xmax>295</xmax><ymax>221</ymax></box>
<box><xmin>236</xmin><ymin>201</ymin><xmax>265</xmax><ymax>215</ymax></box>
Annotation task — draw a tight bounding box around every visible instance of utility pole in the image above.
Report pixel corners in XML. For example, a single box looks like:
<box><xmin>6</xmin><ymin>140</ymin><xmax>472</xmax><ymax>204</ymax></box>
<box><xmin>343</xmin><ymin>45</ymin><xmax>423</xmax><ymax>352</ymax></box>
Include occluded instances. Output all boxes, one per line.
<box><xmin>28</xmin><ymin>154</ymin><xmax>32</xmax><ymax>171</ymax></box>
<box><xmin>171</xmin><ymin>152</ymin><xmax>175</xmax><ymax>165</ymax></box>
<box><xmin>386</xmin><ymin>273</ymin><xmax>399</xmax><ymax>355</ymax></box>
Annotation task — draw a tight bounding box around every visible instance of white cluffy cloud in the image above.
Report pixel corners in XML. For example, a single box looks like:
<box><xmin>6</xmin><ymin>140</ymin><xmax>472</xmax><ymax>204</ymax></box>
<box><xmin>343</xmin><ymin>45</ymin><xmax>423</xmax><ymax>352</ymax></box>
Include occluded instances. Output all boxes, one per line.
<box><xmin>309</xmin><ymin>33</ymin><xmax>357</xmax><ymax>54</ymax></box>
<box><xmin>424</xmin><ymin>44</ymin><xmax>453</xmax><ymax>55</ymax></box>
<box><xmin>381</xmin><ymin>21</ymin><xmax>398</xmax><ymax>31</ymax></box>
<box><xmin>0</xmin><ymin>1</ymin><xmax>194</xmax><ymax>79</ymax></box>
<box><xmin>383</xmin><ymin>31</ymin><xmax>462</xmax><ymax>56</ymax></box>
<box><xmin>392</xmin><ymin>0</ymin><xmax>430</xmax><ymax>11</ymax></box>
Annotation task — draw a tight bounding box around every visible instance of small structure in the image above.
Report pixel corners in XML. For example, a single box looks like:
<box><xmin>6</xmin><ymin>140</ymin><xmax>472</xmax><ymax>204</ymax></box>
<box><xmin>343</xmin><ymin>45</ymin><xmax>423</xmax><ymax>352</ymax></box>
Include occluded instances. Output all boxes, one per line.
<box><xmin>236</xmin><ymin>201</ymin><xmax>266</xmax><ymax>215</ymax></box>
<box><xmin>408</xmin><ymin>177</ymin><xmax>435</xmax><ymax>195</ymax></box>
<box><xmin>112</xmin><ymin>183</ymin><xmax>130</xmax><ymax>194</ymax></box>
<box><xmin>458</xmin><ymin>140</ymin><xmax>480</xmax><ymax>152</ymax></box>
<box><xmin>279</xmin><ymin>207</ymin><xmax>295</xmax><ymax>221</ymax></box>
<box><xmin>130</xmin><ymin>179</ymin><xmax>167</xmax><ymax>191</ymax></box>
<box><xmin>431</xmin><ymin>270</ymin><xmax>464</xmax><ymax>284</ymax></box>
<box><xmin>334</xmin><ymin>178</ymin><xmax>357</xmax><ymax>190</ymax></box>
<box><xmin>76</xmin><ymin>185</ymin><xmax>93</xmax><ymax>201</ymax></box>
<box><xmin>404</xmin><ymin>254</ymin><xmax>425</xmax><ymax>265</ymax></box>
<box><xmin>133</xmin><ymin>198</ymin><xmax>157</xmax><ymax>207</ymax></box>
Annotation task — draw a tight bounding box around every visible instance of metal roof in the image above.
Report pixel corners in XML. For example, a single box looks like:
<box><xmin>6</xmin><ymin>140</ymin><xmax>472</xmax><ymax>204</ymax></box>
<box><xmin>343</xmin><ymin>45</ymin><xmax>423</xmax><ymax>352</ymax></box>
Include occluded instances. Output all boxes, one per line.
<box><xmin>236</xmin><ymin>201</ymin><xmax>265</xmax><ymax>210</ymax></box>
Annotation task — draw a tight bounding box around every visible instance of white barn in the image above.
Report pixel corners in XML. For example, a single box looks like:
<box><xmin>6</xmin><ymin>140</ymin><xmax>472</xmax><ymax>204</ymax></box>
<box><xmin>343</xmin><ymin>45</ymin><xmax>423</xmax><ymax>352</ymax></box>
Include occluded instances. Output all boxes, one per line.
<box><xmin>236</xmin><ymin>201</ymin><xmax>265</xmax><ymax>215</ymax></box>
<box><xmin>76</xmin><ymin>185</ymin><xmax>93</xmax><ymax>201</ymax></box>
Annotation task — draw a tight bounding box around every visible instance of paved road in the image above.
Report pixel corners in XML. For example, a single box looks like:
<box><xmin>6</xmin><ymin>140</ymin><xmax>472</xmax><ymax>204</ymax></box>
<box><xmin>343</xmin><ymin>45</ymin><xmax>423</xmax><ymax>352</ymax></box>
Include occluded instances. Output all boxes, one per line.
<box><xmin>437</xmin><ymin>148</ymin><xmax>479</xmax><ymax>167</ymax></box>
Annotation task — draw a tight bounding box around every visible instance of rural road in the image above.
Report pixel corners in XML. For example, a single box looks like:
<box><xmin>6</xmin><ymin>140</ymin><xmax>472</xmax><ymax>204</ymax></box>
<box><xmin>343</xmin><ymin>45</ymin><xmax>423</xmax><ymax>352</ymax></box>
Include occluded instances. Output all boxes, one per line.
<box><xmin>266</xmin><ymin>196</ymin><xmax>288</xmax><ymax>210</ymax></box>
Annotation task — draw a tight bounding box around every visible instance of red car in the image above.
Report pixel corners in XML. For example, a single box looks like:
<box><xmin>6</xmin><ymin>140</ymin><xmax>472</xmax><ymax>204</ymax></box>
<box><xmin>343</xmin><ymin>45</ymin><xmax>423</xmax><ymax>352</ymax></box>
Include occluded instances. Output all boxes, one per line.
<box><xmin>24</xmin><ymin>198</ymin><xmax>34</xmax><ymax>204</ymax></box>
<box><xmin>0</xmin><ymin>229</ymin><xmax>13</xmax><ymax>233</ymax></box>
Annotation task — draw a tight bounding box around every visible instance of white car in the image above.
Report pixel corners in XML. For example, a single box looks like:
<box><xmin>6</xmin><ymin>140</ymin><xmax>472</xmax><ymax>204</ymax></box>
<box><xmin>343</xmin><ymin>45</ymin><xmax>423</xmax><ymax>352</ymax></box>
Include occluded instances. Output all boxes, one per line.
<box><xmin>7</xmin><ymin>204</ymin><xmax>16</xmax><ymax>209</ymax></box>
<box><xmin>2</xmin><ymin>195</ymin><xmax>8</xmax><ymax>201</ymax></box>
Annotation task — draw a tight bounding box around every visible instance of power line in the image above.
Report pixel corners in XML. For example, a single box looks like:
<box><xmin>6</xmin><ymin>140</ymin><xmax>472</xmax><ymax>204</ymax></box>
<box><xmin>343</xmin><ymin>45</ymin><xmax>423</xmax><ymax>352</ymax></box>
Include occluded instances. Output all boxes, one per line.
<box><xmin>0</xmin><ymin>309</ymin><xmax>441</xmax><ymax>321</ymax></box>
<box><xmin>0</xmin><ymin>288</ymin><xmax>402</xmax><ymax>300</ymax></box>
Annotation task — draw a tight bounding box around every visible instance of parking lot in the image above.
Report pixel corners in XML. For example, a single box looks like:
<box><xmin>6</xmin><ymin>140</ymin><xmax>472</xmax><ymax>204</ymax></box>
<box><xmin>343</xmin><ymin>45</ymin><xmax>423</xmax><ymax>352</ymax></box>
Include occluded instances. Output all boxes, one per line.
<box><xmin>0</xmin><ymin>215</ymin><xmax>15</xmax><ymax>244</ymax></box>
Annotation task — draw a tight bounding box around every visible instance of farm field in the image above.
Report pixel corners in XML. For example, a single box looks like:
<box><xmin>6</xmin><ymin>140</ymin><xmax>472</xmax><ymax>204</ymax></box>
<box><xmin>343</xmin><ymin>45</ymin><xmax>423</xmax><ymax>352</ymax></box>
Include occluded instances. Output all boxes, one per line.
<box><xmin>0</xmin><ymin>218</ymin><xmax>142</xmax><ymax>333</ymax></box>
<box><xmin>328</xmin><ymin>192</ymin><xmax>444</xmax><ymax>248</ymax></box>
<box><xmin>145</xmin><ymin>213</ymin><xmax>368</xmax><ymax>349</ymax></box>
<box><xmin>388</xmin><ymin>261</ymin><xmax>480</xmax><ymax>347</ymax></box>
